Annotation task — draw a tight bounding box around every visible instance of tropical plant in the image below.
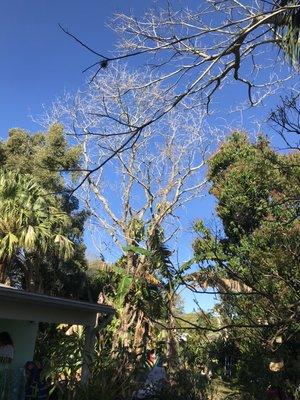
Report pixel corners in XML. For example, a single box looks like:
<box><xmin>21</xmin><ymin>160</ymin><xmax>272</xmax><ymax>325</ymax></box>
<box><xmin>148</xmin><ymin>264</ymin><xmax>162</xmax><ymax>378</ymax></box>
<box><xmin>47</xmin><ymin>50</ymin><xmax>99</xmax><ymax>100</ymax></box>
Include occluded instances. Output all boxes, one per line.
<box><xmin>0</xmin><ymin>171</ymin><xmax>73</xmax><ymax>290</ymax></box>
<box><xmin>272</xmin><ymin>0</ymin><xmax>300</xmax><ymax>66</ymax></box>
<box><xmin>0</xmin><ymin>124</ymin><xmax>91</xmax><ymax>297</ymax></box>
<box><xmin>35</xmin><ymin>323</ymin><xmax>85</xmax><ymax>400</ymax></box>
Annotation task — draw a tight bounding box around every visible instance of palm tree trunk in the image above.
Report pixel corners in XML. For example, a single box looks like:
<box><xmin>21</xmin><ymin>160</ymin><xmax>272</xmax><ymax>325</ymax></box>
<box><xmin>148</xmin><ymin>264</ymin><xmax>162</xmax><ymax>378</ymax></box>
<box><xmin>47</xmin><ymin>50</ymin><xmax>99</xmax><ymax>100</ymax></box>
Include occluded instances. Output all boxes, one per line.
<box><xmin>0</xmin><ymin>261</ymin><xmax>7</xmax><ymax>283</ymax></box>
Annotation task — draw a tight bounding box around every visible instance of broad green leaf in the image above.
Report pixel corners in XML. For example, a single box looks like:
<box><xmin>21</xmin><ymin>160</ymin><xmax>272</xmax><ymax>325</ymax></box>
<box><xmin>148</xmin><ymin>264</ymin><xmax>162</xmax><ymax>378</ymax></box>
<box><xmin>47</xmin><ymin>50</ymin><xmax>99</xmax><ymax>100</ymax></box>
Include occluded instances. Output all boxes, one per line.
<box><xmin>122</xmin><ymin>245</ymin><xmax>152</xmax><ymax>256</ymax></box>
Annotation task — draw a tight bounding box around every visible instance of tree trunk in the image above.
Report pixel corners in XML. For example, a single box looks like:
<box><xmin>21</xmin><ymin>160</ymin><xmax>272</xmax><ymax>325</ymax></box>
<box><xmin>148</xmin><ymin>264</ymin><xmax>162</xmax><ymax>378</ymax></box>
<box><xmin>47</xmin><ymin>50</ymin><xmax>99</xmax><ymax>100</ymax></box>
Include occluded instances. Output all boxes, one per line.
<box><xmin>111</xmin><ymin>303</ymin><xmax>135</xmax><ymax>353</ymax></box>
<box><xmin>81</xmin><ymin>325</ymin><xmax>95</xmax><ymax>386</ymax></box>
<box><xmin>0</xmin><ymin>260</ymin><xmax>8</xmax><ymax>284</ymax></box>
<box><xmin>133</xmin><ymin>312</ymin><xmax>150</xmax><ymax>361</ymax></box>
<box><xmin>167</xmin><ymin>314</ymin><xmax>178</xmax><ymax>369</ymax></box>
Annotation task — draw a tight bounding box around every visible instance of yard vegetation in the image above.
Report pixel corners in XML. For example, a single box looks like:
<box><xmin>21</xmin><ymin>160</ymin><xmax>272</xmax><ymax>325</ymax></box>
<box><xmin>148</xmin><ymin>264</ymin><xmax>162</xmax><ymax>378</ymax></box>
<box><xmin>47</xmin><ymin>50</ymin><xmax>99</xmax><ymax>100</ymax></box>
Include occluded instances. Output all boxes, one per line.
<box><xmin>0</xmin><ymin>1</ymin><xmax>299</xmax><ymax>399</ymax></box>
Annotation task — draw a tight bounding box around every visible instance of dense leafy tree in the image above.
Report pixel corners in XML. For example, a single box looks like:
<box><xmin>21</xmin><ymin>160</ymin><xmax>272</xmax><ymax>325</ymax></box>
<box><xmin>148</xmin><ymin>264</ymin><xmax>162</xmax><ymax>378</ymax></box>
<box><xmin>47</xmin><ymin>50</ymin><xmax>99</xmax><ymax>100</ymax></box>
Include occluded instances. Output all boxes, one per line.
<box><xmin>0</xmin><ymin>124</ymin><xmax>90</xmax><ymax>297</ymax></box>
<box><xmin>192</xmin><ymin>132</ymin><xmax>300</xmax><ymax>395</ymax></box>
<box><xmin>0</xmin><ymin>124</ymin><xmax>80</xmax><ymax>192</ymax></box>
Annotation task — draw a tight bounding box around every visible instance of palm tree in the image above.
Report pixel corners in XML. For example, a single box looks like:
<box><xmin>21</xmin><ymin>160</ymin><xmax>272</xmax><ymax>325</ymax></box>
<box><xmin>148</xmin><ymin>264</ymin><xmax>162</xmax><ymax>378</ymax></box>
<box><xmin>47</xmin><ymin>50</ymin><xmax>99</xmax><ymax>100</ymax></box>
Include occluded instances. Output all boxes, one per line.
<box><xmin>0</xmin><ymin>171</ymin><xmax>73</xmax><ymax>291</ymax></box>
<box><xmin>273</xmin><ymin>1</ymin><xmax>300</xmax><ymax>66</ymax></box>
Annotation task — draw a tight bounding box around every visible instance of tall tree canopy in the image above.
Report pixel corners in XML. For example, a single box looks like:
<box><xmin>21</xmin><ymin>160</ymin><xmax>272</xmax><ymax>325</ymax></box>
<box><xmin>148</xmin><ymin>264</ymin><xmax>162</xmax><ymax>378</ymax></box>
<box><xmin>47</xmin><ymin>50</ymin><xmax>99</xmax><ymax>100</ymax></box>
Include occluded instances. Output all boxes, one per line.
<box><xmin>0</xmin><ymin>124</ymin><xmax>90</xmax><ymax>298</ymax></box>
<box><xmin>191</xmin><ymin>132</ymin><xmax>300</xmax><ymax>392</ymax></box>
<box><xmin>0</xmin><ymin>123</ymin><xmax>80</xmax><ymax>192</ymax></box>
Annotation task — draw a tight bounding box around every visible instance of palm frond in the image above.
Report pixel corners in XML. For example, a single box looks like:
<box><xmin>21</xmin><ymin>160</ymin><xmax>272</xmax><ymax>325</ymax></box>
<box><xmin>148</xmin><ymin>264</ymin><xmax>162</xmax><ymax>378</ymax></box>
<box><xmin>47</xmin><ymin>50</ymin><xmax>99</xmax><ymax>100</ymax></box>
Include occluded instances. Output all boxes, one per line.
<box><xmin>0</xmin><ymin>171</ymin><xmax>74</xmax><ymax>283</ymax></box>
<box><xmin>273</xmin><ymin>1</ymin><xmax>300</xmax><ymax>67</ymax></box>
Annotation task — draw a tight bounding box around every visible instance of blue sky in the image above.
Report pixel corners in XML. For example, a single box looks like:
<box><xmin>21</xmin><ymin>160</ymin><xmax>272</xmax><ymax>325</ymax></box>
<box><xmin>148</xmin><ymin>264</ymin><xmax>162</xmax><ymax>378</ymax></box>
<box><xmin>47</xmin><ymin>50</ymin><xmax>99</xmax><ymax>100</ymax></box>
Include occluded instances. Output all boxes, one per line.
<box><xmin>0</xmin><ymin>0</ymin><xmax>218</xmax><ymax>312</ymax></box>
<box><xmin>0</xmin><ymin>0</ymin><xmax>297</xmax><ymax>312</ymax></box>
<box><xmin>0</xmin><ymin>0</ymin><xmax>200</xmax><ymax>136</ymax></box>
<box><xmin>0</xmin><ymin>0</ymin><xmax>294</xmax><ymax>136</ymax></box>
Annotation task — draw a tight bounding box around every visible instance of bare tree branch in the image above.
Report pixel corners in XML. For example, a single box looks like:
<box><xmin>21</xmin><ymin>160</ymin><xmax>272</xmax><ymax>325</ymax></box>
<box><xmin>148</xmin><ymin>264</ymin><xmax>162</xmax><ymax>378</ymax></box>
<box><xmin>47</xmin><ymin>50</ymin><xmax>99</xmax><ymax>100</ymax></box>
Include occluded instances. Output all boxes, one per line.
<box><xmin>55</xmin><ymin>1</ymin><xmax>299</xmax><ymax>189</ymax></box>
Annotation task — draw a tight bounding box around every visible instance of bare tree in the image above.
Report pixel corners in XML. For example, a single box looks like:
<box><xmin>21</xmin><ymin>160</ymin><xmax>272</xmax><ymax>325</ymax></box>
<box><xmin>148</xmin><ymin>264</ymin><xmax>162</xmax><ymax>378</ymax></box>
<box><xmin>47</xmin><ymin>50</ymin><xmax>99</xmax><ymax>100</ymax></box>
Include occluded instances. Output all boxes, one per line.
<box><xmin>43</xmin><ymin>65</ymin><xmax>214</xmax><ymax>353</ymax></box>
<box><xmin>110</xmin><ymin>0</ymin><xmax>298</xmax><ymax>106</ymax></box>
<box><xmin>48</xmin><ymin>66</ymin><xmax>210</xmax><ymax>253</ymax></box>
<box><xmin>59</xmin><ymin>0</ymin><xmax>299</xmax><ymax>179</ymax></box>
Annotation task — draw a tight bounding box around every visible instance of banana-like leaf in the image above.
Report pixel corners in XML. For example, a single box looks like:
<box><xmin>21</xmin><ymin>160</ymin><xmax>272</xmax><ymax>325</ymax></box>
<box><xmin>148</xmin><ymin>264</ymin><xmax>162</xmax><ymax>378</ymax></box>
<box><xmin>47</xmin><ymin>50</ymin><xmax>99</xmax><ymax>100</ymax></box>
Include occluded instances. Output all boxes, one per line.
<box><xmin>122</xmin><ymin>245</ymin><xmax>152</xmax><ymax>256</ymax></box>
<box><xmin>179</xmin><ymin>258</ymin><xmax>194</xmax><ymax>273</ymax></box>
<box><xmin>116</xmin><ymin>275</ymin><xmax>133</xmax><ymax>308</ymax></box>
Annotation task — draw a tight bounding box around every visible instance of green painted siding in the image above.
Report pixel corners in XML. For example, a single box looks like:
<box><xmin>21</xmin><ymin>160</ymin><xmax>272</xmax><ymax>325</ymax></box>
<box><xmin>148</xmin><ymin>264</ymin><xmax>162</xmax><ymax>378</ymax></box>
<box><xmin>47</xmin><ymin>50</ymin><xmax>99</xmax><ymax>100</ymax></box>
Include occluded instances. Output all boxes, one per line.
<box><xmin>0</xmin><ymin>319</ymin><xmax>38</xmax><ymax>369</ymax></box>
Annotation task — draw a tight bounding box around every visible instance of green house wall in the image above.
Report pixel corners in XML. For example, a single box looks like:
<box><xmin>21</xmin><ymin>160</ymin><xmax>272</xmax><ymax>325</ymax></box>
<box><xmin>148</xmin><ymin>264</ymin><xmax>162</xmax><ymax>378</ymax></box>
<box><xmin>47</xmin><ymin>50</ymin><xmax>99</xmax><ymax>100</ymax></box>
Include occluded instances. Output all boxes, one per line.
<box><xmin>0</xmin><ymin>318</ymin><xmax>38</xmax><ymax>369</ymax></box>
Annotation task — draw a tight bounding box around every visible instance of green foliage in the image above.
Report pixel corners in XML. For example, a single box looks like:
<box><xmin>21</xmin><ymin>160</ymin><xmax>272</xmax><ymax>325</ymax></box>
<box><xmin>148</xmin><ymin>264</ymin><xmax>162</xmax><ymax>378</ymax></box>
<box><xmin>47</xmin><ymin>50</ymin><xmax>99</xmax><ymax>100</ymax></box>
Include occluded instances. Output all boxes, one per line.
<box><xmin>147</xmin><ymin>228</ymin><xmax>173</xmax><ymax>279</ymax></box>
<box><xmin>273</xmin><ymin>0</ymin><xmax>300</xmax><ymax>67</ymax></box>
<box><xmin>207</xmin><ymin>132</ymin><xmax>294</xmax><ymax>241</ymax></box>
<box><xmin>35</xmin><ymin>323</ymin><xmax>85</xmax><ymax>398</ymax></box>
<box><xmin>0</xmin><ymin>124</ymin><xmax>89</xmax><ymax>296</ymax></box>
<box><xmin>1</xmin><ymin>124</ymin><xmax>80</xmax><ymax>192</ymax></box>
<box><xmin>0</xmin><ymin>171</ymin><xmax>74</xmax><ymax>288</ymax></box>
<box><xmin>122</xmin><ymin>245</ymin><xmax>152</xmax><ymax>256</ymax></box>
<box><xmin>115</xmin><ymin>274</ymin><xmax>133</xmax><ymax>309</ymax></box>
<box><xmin>193</xmin><ymin>132</ymin><xmax>300</xmax><ymax>396</ymax></box>
<box><xmin>127</xmin><ymin>218</ymin><xmax>145</xmax><ymax>243</ymax></box>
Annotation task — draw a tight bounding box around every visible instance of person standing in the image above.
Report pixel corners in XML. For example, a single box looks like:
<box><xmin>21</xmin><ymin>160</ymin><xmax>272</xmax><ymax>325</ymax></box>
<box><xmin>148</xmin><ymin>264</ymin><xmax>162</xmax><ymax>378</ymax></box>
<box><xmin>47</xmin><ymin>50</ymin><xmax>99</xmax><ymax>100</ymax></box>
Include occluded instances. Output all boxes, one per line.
<box><xmin>0</xmin><ymin>331</ymin><xmax>14</xmax><ymax>399</ymax></box>
<box><xmin>0</xmin><ymin>332</ymin><xmax>14</xmax><ymax>364</ymax></box>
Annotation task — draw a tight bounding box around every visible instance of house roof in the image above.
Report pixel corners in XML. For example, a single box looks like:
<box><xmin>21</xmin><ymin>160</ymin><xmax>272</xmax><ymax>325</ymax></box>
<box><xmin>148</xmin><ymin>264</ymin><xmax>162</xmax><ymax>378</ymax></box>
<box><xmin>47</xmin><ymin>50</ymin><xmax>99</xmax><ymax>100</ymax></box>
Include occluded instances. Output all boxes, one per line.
<box><xmin>0</xmin><ymin>285</ymin><xmax>115</xmax><ymax>326</ymax></box>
